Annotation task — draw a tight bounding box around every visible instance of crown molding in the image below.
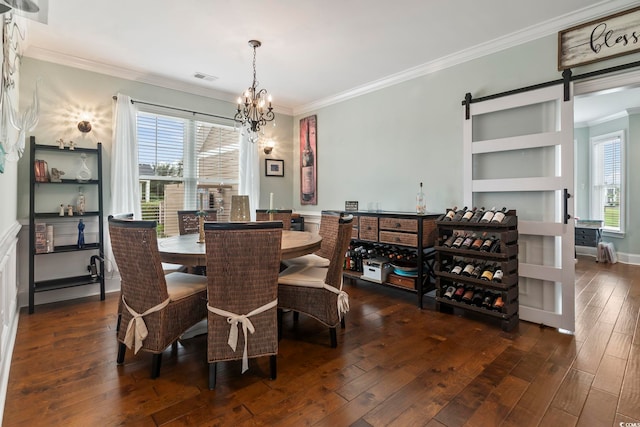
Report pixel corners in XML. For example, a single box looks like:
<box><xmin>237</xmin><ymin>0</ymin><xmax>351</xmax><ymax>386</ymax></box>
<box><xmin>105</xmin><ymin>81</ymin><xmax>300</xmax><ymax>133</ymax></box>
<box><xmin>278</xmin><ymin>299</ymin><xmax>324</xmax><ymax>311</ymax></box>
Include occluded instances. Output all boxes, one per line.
<box><xmin>24</xmin><ymin>46</ymin><xmax>294</xmax><ymax>116</ymax></box>
<box><xmin>293</xmin><ymin>0</ymin><xmax>639</xmax><ymax>115</ymax></box>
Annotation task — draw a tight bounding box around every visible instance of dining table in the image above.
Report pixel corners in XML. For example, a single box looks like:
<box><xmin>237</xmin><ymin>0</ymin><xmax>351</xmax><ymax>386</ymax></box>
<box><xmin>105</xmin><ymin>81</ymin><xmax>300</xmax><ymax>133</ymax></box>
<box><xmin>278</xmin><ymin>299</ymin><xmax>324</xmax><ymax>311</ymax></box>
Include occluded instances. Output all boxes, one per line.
<box><xmin>158</xmin><ymin>230</ymin><xmax>322</xmax><ymax>266</ymax></box>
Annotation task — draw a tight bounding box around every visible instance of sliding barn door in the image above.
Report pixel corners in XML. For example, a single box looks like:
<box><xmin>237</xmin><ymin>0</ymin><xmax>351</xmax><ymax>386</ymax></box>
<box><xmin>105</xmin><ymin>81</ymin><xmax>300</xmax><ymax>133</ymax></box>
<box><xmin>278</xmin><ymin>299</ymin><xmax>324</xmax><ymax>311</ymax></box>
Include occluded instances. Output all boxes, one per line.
<box><xmin>463</xmin><ymin>84</ymin><xmax>575</xmax><ymax>332</ymax></box>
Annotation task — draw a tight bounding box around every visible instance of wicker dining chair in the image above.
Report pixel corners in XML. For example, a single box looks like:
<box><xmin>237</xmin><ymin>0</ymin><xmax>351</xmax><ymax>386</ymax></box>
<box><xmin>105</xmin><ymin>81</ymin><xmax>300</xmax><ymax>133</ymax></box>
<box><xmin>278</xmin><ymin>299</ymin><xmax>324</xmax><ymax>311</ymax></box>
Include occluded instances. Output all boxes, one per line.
<box><xmin>177</xmin><ymin>210</ymin><xmax>218</xmax><ymax>235</ymax></box>
<box><xmin>204</xmin><ymin>221</ymin><xmax>283</xmax><ymax>389</ymax></box>
<box><xmin>282</xmin><ymin>210</ymin><xmax>343</xmax><ymax>268</ymax></box>
<box><xmin>255</xmin><ymin>209</ymin><xmax>292</xmax><ymax>230</ymax></box>
<box><xmin>109</xmin><ymin>217</ymin><xmax>208</xmax><ymax>379</ymax></box>
<box><xmin>277</xmin><ymin>214</ymin><xmax>353</xmax><ymax>348</ymax></box>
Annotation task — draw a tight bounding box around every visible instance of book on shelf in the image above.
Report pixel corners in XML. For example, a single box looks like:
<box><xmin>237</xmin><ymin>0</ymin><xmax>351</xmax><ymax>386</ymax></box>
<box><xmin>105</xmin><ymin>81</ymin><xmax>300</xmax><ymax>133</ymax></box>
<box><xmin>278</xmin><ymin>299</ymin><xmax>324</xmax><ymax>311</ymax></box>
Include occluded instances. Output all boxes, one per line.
<box><xmin>35</xmin><ymin>223</ymin><xmax>48</xmax><ymax>254</ymax></box>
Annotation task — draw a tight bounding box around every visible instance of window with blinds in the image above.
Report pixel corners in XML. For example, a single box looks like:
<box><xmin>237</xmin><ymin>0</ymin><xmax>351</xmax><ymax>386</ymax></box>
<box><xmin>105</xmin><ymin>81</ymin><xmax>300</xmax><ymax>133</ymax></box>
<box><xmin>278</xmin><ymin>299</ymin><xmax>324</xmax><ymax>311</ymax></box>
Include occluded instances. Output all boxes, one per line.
<box><xmin>137</xmin><ymin>111</ymin><xmax>240</xmax><ymax>236</ymax></box>
<box><xmin>590</xmin><ymin>131</ymin><xmax>624</xmax><ymax>233</ymax></box>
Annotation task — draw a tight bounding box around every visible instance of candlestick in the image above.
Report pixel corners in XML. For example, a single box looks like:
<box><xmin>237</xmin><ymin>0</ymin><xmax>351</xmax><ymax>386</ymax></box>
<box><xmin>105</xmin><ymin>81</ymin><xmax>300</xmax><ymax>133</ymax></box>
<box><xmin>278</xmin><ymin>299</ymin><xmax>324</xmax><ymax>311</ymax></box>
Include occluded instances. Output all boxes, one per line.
<box><xmin>269</xmin><ymin>192</ymin><xmax>274</xmax><ymax>211</ymax></box>
<box><xmin>199</xmin><ymin>192</ymin><xmax>203</xmax><ymax>211</ymax></box>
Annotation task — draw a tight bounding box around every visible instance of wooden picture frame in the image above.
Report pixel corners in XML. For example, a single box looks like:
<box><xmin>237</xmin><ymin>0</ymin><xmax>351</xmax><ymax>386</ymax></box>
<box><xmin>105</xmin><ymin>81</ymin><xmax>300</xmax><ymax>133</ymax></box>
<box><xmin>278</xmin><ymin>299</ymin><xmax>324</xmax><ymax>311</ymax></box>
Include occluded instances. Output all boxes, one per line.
<box><xmin>300</xmin><ymin>115</ymin><xmax>317</xmax><ymax>205</ymax></box>
<box><xmin>558</xmin><ymin>5</ymin><xmax>640</xmax><ymax>70</ymax></box>
<box><xmin>265</xmin><ymin>159</ymin><xmax>284</xmax><ymax>177</ymax></box>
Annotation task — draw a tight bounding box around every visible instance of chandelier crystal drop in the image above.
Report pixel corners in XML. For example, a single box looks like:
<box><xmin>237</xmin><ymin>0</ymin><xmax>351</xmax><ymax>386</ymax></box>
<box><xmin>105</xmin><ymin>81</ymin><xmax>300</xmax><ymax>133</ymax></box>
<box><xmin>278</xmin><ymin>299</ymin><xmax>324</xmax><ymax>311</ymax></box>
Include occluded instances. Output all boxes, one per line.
<box><xmin>234</xmin><ymin>40</ymin><xmax>274</xmax><ymax>143</ymax></box>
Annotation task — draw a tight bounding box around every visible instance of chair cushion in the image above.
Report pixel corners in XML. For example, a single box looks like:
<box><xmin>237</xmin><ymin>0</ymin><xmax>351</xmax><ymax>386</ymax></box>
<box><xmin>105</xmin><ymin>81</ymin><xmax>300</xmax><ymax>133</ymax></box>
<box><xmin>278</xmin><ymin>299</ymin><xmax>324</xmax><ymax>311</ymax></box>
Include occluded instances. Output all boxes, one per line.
<box><xmin>278</xmin><ymin>264</ymin><xmax>328</xmax><ymax>288</ymax></box>
<box><xmin>162</xmin><ymin>262</ymin><xmax>187</xmax><ymax>274</ymax></box>
<box><xmin>165</xmin><ymin>272</ymin><xmax>207</xmax><ymax>301</ymax></box>
<box><xmin>281</xmin><ymin>253</ymin><xmax>330</xmax><ymax>268</ymax></box>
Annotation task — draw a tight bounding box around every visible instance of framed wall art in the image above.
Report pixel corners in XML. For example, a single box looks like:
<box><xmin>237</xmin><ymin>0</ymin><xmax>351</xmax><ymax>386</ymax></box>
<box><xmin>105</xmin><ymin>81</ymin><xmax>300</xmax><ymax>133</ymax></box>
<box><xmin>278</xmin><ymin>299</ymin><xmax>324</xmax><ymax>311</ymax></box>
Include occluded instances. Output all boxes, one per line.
<box><xmin>265</xmin><ymin>159</ymin><xmax>284</xmax><ymax>177</ymax></box>
<box><xmin>300</xmin><ymin>115</ymin><xmax>317</xmax><ymax>205</ymax></box>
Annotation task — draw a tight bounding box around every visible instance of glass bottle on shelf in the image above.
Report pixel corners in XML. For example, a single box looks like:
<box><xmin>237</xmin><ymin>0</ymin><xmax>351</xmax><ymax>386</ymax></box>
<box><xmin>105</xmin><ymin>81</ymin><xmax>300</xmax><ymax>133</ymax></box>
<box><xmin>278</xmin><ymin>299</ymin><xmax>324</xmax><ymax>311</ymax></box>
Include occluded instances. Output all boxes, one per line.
<box><xmin>443</xmin><ymin>206</ymin><xmax>457</xmax><ymax>221</ymax></box>
<box><xmin>76</xmin><ymin>153</ymin><xmax>92</xmax><ymax>182</ymax></box>
<box><xmin>452</xmin><ymin>206</ymin><xmax>468</xmax><ymax>222</ymax></box>
<box><xmin>470</xmin><ymin>207</ymin><xmax>485</xmax><ymax>223</ymax></box>
<box><xmin>416</xmin><ymin>182</ymin><xmax>426</xmax><ymax>214</ymax></box>
<box><xmin>491</xmin><ymin>207</ymin><xmax>508</xmax><ymax>223</ymax></box>
<box><xmin>480</xmin><ymin>206</ymin><xmax>497</xmax><ymax>223</ymax></box>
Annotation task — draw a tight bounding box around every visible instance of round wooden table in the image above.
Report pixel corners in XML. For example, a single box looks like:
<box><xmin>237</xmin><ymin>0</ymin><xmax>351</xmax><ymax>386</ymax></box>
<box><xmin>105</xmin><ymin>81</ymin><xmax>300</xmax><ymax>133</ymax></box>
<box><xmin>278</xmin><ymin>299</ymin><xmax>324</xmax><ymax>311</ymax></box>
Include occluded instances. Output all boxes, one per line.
<box><xmin>158</xmin><ymin>230</ymin><xmax>321</xmax><ymax>266</ymax></box>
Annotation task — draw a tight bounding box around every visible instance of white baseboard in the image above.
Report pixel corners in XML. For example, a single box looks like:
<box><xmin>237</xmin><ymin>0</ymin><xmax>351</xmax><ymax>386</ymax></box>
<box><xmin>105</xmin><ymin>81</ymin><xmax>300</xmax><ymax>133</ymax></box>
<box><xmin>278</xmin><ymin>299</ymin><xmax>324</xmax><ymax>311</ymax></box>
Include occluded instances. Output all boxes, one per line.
<box><xmin>0</xmin><ymin>309</ymin><xmax>19</xmax><ymax>426</ymax></box>
<box><xmin>575</xmin><ymin>245</ymin><xmax>639</xmax><ymax>265</ymax></box>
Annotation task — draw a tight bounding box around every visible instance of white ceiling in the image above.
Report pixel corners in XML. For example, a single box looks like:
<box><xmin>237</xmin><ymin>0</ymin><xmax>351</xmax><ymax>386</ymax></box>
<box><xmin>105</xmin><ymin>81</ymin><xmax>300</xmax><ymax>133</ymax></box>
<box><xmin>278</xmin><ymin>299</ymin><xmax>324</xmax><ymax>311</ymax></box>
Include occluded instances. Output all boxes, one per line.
<box><xmin>16</xmin><ymin>0</ymin><xmax>640</xmax><ymax>116</ymax></box>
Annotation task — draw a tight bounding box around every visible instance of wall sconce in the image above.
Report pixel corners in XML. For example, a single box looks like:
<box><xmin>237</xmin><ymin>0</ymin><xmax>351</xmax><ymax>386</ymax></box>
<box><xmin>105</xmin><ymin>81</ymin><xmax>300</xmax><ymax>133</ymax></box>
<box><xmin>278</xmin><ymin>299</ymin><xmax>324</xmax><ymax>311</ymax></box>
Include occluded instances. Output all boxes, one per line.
<box><xmin>263</xmin><ymin>139</ymin><xmax>275</xmax><ymax>155</ymax></box>
<box><xmin>77</xmin><ymin>120</ymin><xmax>92</xmax><ymax>133</ymax></box>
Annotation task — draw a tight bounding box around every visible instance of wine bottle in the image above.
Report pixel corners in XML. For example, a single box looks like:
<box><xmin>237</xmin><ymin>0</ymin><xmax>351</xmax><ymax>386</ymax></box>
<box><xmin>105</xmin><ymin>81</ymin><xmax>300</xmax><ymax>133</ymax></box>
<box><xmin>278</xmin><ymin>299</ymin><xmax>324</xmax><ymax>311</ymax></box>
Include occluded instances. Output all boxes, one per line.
<box><xmin>470</xmin><ymin>206</ymin><xmax>485</xmax><ymax>223</ymax></box>
<box><xmin>450</xmin><ymin>260</ymin><xmax>464</xmax><ymax>275</ymax></box>
<box><xmin>451</xmin><ymin>232</ymin><xmax>466</xmax><ymax>249</ymax></box>
<box><xmin>442</xmin><ymin>232</ymin><xmax>457</xmax><ymax>247</ymax></box>
<box><xmin>453</xmin><ymin>284</ymin><xmax>466</xmax><ymax>301</ymax></box>
<box><xmin>480</xmin><ymin>263</ymin><xmax>495</xmax><ymax>281</ymax></box>
<box><xmin>443</xmin><ymin>206</ymin><xmax>458</xmax><ymax>221</ymax></box>
<box><xmin>301</xmin><ymin>120</ymin><xmax>315</xmax><ymax>202</ymax></box>
<box><xmin>471</xmin><ymin>287</ymin><xmax>484</xmax><ymax>306</ymax></box>
<box><xmin>470</xmin><ymin>232</ymin><xmax>485</xmax><ymax>251</ymax></box>
<box><xmin>416</xmin><ymin>182</ymin><xmax>426</xmax><ymax>214</ymax></box>
<box><xmin>471</xmin><ymin>262</ymin><xmax>485</xmax><ymax>279</ymax></box>
<box><xmin>461</xmin><ymin>285</ymin><xmax>475</xmax><ymax>303</ymax></box>
<box><xmin>461</xmin><ymin>207</ymin><xmax>476</xmax><ymax>222</ymax></box>
<box><xmin>480</xmin><ymin>206</ymin><xmax>496</xmax><ymax>223</ymax></box>
<box><xmin>461</xmin><ymin>260</ymin><xmax>476</xmax><ymax>277</ymax></box>
<box><xmin>493</xmin><ymin>264</ymin><xmax>504</xmax><ymax>283</ymax></box>
<box><xmin>492</xmin><ymin>295</ymin><xmax>505</xmax><ymax>311</ymax></box>
<box><xmin>482</xmin><ymin>291</ymin><xmax>496</xmax><ymax>309</ymax></box>
<box><xmin>460</xmin><ymin>233</ymin><xmax>475</xmax><ymax>250</ymax></box>
<box><xmin>491</xmin><ymin>207</ymin><xmax>508</xmax><ymax>223</ymax></box>
<box><xmin>452</xmin><ymin>206</ymin><xmax>468</xmax><ymax>222</ymax></box>
<box><xmin>443</xmin><ymin>285</ymin><xmax>456</xmax><ymax>299</ymax></box>
<box><xmin>479</xmin><ymin>235</ymin><xmax>495</xmax><ymax>252</ymax></box>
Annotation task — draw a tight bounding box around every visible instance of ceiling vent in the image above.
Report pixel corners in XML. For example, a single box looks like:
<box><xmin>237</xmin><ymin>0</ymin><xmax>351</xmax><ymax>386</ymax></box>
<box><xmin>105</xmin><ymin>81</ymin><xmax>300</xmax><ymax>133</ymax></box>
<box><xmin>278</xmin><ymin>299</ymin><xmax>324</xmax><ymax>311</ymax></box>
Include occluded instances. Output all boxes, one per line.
<box><xmin>193</xmin><ymin>72</ymin><xmax>218</xmax><ymax>82</ymax></box>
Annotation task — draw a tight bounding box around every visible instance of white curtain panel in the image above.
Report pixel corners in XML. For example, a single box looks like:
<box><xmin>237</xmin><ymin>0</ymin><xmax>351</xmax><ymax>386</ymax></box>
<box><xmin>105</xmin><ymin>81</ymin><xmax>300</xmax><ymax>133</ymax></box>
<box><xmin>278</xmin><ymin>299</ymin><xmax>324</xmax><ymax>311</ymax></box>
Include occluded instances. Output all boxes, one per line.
<box><xmin>238</xmin><ymin>132</ymin><xmax>260</xmax><ymax>221</ymax></box>
<box><xmin>105</xmin><ymin>93</ymin><xmax>140</xmax><ymax>271</ymax></box>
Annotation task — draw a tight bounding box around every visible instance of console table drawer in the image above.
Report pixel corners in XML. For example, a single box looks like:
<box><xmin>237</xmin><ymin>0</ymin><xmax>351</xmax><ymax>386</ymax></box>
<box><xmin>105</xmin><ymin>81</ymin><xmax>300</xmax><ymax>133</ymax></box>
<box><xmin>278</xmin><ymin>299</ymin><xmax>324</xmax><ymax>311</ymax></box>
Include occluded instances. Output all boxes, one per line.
<box><xmin>379</xmin><ymin>218</ymin><xmax>418</xmax><ymax>233</ymax></box>
<box><xmin>358</xmin><ymin>216</ymin><xmax>378</xmax><ymax>241</ymax></box>
<box><xmin>379</xmin><ymin>231</ymin><xmax>418</xmax><ymax>247</ymax></box>
<box><xmin>575</xmin><ymin>227</ymin><xmax>601</xmax><ymax>247</ymax></box>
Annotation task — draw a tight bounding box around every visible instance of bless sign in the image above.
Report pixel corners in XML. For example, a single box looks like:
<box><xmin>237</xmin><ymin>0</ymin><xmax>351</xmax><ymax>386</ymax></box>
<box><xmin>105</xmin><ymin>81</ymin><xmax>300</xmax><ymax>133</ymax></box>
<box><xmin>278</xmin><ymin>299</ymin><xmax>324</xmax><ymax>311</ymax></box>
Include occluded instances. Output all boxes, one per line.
<box><xmin>558</xmin><ymin>6</ymin><xmax>640</xmax><ymax>70</ymax></box>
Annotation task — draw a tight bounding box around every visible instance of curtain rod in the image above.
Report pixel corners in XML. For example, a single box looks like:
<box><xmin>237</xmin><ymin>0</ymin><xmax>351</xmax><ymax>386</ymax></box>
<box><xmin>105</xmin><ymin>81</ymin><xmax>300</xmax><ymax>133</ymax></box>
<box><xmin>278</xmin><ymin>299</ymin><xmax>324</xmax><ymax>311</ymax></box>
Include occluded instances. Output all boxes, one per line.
<box><xmin>112</xmin><ymin>95</ymin><xmax>235</xmax><ymax>122</ymax></box>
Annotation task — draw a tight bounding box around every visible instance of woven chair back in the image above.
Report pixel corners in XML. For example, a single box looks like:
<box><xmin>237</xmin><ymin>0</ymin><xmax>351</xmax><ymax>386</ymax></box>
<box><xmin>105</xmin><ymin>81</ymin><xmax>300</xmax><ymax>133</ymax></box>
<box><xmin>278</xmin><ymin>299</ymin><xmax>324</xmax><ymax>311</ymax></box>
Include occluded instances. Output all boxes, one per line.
<box><xmin>324</xmin><ymin>214</ymin><xmax>354</xmax><ymax>289</ymax></box>
<box><xmin>177</xmin><ymin>210</ymin><xmax>218</xmax><ymax>235</ymax></box>
<box><xmin>255</xmin><ymin>209</ymin><xmax>292</xmax><ymax>230</ymax></box>
<box><xmin>108</xmin><ymin>218</ymin><xmax>169</xmax><ymax>313</ymax></box>
<box><xmin>204</xmin><ymin>221</ymin><xmax>283</xmax><ymax>360</ymax></box>
<box><xmin>315</xmin><ymin>210</ymin><xmax>343</xmax><ymax>260</ymax></box>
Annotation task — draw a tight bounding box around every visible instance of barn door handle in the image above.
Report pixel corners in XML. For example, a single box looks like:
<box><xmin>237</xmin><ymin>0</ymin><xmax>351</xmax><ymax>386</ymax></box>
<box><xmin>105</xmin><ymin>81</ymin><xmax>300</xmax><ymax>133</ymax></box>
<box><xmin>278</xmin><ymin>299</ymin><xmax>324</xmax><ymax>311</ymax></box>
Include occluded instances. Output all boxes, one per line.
<box><xmin>564</xmin><ymin>188</ymin><xmax>571</xmax><ymax>224</ymax></box>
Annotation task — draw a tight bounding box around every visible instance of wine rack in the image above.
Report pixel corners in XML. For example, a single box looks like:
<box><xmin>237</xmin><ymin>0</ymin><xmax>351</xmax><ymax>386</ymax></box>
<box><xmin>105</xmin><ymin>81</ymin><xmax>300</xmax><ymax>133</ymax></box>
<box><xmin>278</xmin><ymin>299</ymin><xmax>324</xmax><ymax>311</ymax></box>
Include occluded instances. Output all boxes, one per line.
<box><xmin>433</xmin><ymin>210</ymin><xmax>519</xmax><ymax>331</ymax></box>
<box><xmin>342</xmin><ymin>211</ymin><xmax>439</xmax><ymax>308</ymax></box>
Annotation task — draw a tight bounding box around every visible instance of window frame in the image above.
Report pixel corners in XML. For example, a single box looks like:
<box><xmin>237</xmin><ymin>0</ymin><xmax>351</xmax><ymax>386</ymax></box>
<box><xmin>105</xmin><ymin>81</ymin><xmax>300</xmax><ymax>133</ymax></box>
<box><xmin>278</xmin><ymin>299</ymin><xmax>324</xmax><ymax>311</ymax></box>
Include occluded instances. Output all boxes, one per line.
<box><xmin>589</xmin><ymin>130</ymin><xmax>625</xmax><ymax>235</ymax></box>
<box><xmin>135</xmin><ymin>105</ymin><xmax>240</xmax><ymax>234</ymax></box>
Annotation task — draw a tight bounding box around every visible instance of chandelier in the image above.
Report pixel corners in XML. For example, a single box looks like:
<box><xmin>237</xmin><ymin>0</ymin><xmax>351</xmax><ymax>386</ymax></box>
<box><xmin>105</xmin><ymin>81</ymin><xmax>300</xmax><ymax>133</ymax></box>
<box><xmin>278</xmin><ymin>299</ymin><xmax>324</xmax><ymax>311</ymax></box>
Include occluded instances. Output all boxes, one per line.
<box><xmin>234</xmin><ymin>40</ymin><xmax>274</xmax><ymax>143</ymax></box>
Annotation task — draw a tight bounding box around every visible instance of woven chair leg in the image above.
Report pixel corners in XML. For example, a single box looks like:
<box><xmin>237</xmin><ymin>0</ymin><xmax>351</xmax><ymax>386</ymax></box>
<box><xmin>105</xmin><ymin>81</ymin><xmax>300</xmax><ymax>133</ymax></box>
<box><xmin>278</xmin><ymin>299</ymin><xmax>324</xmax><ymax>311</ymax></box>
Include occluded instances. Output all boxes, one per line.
<box><xmin>171</xmin><ymin>341</ymin><xmax>178</xmax><ymax>354</ymax></box>
<box><xmin>293</xmin><ymin>311</ymin><xmax>299</xmax><ymax>322</ymax></box>
<box><xmin>116</xmin><ymin>313</ymin><xmax>121</xmax><ymax>332</ymax></box>
<box><xmin>116</xmin><ymin>342</ymin><xmax>126</xmax><ymax>364</ymax></box>
<box><xmin>277</xmin><ymin>309</ymin><xmax>283</xmax><ymax>341</ymax></box>
<box><xmin>209</xmin><ymin>362</ymin><xmax>217</xmax><ymax>390</ymax></box>
<box><xmin>329</xmin><ymin>328</ymin><xmax>337</xmax><ymax>348</ymax></box>
<box><xmin>341</xmin><ymin>316</ymin><xmax>346</xmax><ymax>329</ymax></box>
<box><xmin>269</xmin><ymin>355</ymin><xmax>277</xmax><ymax>380</ymax></box>
<box><xmin>151</xmin><ymin>354</ymin><xmax>162</xmax><ymax>379</ymax></box>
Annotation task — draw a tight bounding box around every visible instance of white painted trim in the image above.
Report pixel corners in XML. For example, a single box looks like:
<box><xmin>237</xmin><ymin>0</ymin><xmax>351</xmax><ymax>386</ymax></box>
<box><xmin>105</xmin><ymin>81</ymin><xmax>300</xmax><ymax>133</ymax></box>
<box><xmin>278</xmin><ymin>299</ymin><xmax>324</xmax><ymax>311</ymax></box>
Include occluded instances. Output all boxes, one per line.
<box><xmin>0</xmin><ymin>309</ymin><xmax>19</xmax><ymax>426</ymax></box>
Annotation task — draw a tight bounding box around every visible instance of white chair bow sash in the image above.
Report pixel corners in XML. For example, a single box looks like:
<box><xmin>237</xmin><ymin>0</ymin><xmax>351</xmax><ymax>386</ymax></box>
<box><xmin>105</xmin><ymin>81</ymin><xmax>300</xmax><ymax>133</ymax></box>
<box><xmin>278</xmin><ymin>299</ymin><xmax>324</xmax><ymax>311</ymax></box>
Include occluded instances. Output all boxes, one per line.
<box><xmin>207</xmin><ymin>299</ymin><xmax>277</xmax><ymax>373</ymax></box>
<box><xmin>122</xmin><ymin>295</ymin><xmax>171</xmax><ymax>354</ymax></box>
<box><xmin>323</xmin><ymin>284</ymin><xmax>349</xmax><ymax>320</ymax></box>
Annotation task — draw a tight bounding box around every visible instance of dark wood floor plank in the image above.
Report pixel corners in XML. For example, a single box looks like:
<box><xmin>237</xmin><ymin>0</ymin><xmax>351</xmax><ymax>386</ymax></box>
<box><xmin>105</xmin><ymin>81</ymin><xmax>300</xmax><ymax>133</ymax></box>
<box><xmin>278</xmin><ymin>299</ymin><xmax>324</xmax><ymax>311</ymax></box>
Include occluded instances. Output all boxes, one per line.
<box><xmin>573</xmin><ymin>321</ymin><xmax>615</xmax><ymax>374</ymax></box>
<box><xmin>576</xmin><ymin>388</ymin><xmax>618</xmax><ymax>427</ymax></box>
<box><xmin>539</xmin><ymin>407</ymin><xmax>577</xmax><ymax>427</ymax></box>
<box><xmin>591</xmin><ymin>354</ymin><xmax>627</xmax><ymax>396</ymax></box>
<box><xmin>549</xmin><ymin>368</ymin><xmax>594</xmax><ymax>416</ymax></box>
<box><xmin>463</xmin><ymin>375</ymin><xmax>530</xmax><ymax>427</ymax></box>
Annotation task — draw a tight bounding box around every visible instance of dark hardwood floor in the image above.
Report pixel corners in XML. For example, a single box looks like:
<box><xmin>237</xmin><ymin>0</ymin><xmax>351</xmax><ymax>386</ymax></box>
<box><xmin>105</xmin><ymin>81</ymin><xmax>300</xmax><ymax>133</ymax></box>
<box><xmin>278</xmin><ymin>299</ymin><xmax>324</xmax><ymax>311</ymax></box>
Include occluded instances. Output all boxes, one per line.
<box><xmin>4</xmin><ymin>255</ymin><xmax>639</xmax><ymax>426</ymax></box>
